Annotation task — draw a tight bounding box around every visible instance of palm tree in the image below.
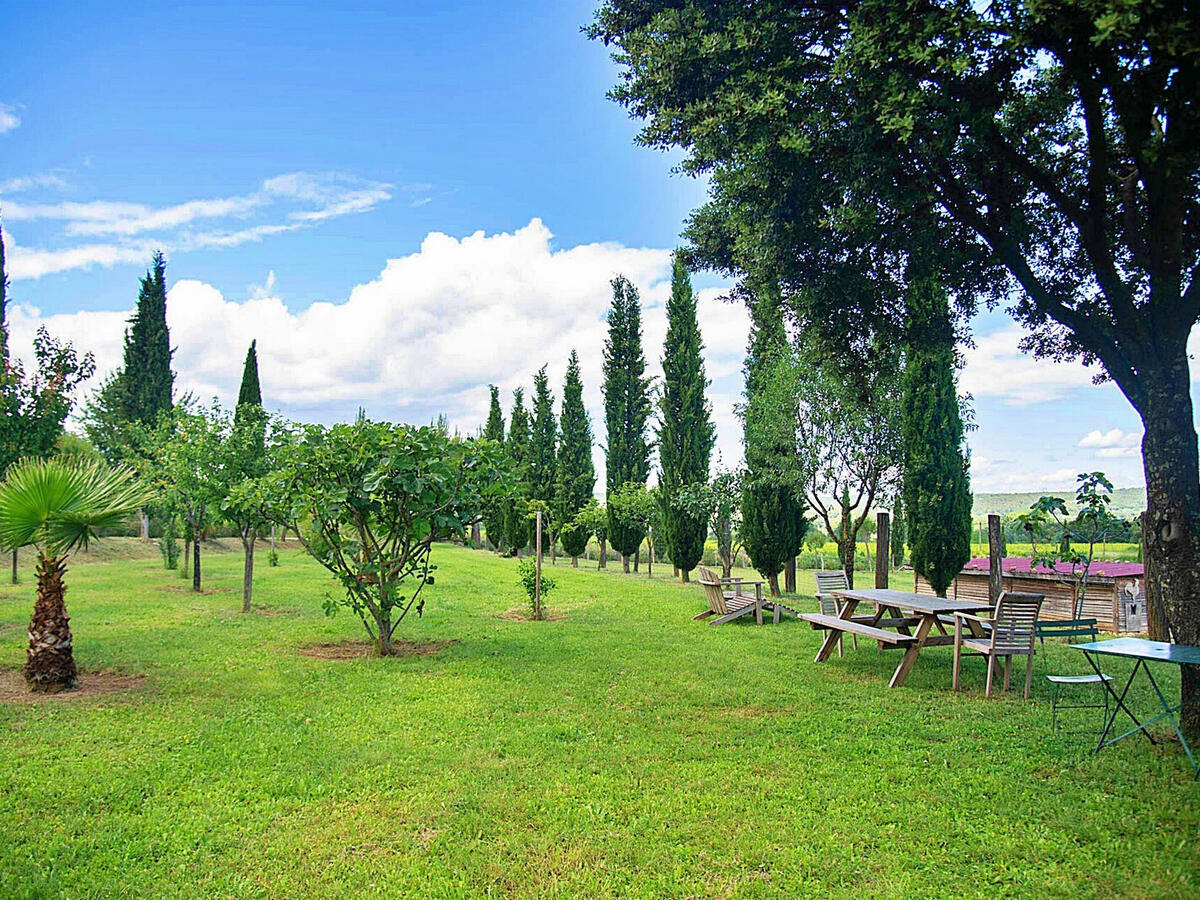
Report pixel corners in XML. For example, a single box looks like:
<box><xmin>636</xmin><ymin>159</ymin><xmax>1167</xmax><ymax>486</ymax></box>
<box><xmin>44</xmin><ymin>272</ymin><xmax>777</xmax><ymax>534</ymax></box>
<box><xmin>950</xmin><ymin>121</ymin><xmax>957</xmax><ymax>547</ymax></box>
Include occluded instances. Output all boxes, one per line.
<box><xmin>0</xmin><ymin>457</ymin><xmax>150</xmax><ymax>692</ymax></box>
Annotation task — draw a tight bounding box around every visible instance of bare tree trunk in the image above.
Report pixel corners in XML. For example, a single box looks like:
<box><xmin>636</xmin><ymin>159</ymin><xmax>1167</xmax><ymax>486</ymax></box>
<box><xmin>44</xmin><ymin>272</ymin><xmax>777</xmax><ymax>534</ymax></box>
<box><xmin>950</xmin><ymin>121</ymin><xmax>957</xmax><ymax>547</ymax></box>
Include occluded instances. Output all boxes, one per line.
<box><xmin>875</xmin><ymin>513</ymin><xmax>890</xmax><ymax>591</ymax></box>
<box><xmin>767</xmin><ymin>572</ymin><xmax>781</xmax><ymax>596</ymax></box>
<box><xmin>471</xmin><ymin>521</ymin><xmax>481</xmax><ymax>549</ymax></box>
<box><xmin>572</xmin><ymin>555</ymin><xmax>578</xmax><ymax>568</ymax></box>
<box><xmin>784</xmin><ymin>557</ymin><xmax>796</xmax><ymax>593</ymax></box>
<box><xmin>241</xmin><ymin>531</ymin><xmax>255</xmax><ymax>613</ymax></box>
<box><xmin>11</xmin><ymin>548</ymin><xmax>16</xmax><ymax>585</ymax></box>
<box><xmin>193</xmin><ymin>537</ymin><xmax>201</xmax><ymax>592</ymax></box>
<box><xmin>988</xmin><ymin>515</ymin><xmax>1003</xmax><ymax>605</ymax></box>
<box><xmin>622</xmin><ymin>553</ymin><xmax>630</xmax><ymax>574</ymax></box>
<box><xmin>183</xmin><ymin>537</ymin><xmax>191</xmax><ymax>575</ymax></box>
<box><xmin>599</xmin><ymin>537</ymin><xmax>607</xmax><ymax>569</ymax></box>
<box><xmin>140</xmin><ymin>512</ymin><xmax>149</xmax><ymax>540</ymax></box>
<box><xmin>634</xmin><ymin>548</ymin><xmax>640</xmax><ymax>573</ymax></box>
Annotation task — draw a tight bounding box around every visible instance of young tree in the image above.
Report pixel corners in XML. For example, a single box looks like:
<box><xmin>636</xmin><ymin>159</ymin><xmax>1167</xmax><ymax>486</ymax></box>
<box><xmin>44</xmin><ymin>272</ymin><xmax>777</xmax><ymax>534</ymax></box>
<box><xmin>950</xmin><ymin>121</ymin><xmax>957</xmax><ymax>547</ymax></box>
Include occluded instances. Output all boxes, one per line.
<box><xmin>656</xmin><ymin>253</ymin><xmax>714</xmax><ymax>582</ymax></box>
<box><xmin>591</xmin><ymin>0</ymin><xmax>1200</xmax><ymax>734</ymax></box>
<box><xmin>575</xmin><ymin>499</ymin><xmax>608</xmax><ymax>569</ymax></box>
<box><xmin>677</xmin><ymin>466</ymin><xmax>743</xmax><ymax>579</ymax></box>
<box><xmin>276</xmin><ymin>420</ymin><xmax>508</xmax><ymax>655</ymax></box>
<box><xmin>528</xmin><ymin>365</ymin><xmax>558</xmax><ymax>546</ymax></box>
<box><xmin>143</xmin><ymin>404</ymin><xmax>228</xmax><ymax>592</ymax></box>
<box><xmin>739</xmin><ymin>285</ymin><xmax>806</xmax><ymax>595</ymax></box>
<box><xmin>602</xmin><ymin>275</ymin><xmax>651</xmax><ymax>567</ymax></box>
<box><xmin>607</xmin><ymin>482</ymin><xmax>653</xmax><ymax>573</ymax></box>
<box><xmin>221</xmin><ymin>406</ymin><xmax>283</xmax><ymax>613</ymax></box>
<box><xmin>503</xmin><ymin>388</ymin><xmax>532</xmax><ymax>555</ymax></box>
<box><xmin>555</xmin><ymin>351</ymin><xmax>595</xmax><ymax>566</ymax></box>
<box><xmin>481</xmin><ymin>385</ymin><xmax>507</xmax><ymax>552</ymax></box>
<box><xmin>902</xmin><ymin>278</ymin><xmax>972</xmax><ymax>597</ymax></box>
<box><xmin>0</xmin><ymin>458</ymin><xmax>148</xmax><ymax>692</ymax></box>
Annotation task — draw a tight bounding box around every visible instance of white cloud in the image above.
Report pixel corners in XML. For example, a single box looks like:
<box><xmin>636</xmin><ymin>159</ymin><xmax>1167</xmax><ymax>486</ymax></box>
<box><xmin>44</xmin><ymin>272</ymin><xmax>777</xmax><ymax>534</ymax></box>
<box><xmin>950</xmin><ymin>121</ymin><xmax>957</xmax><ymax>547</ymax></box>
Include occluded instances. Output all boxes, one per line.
<box><xmin>0</xmin><ymin>172</ymin><xmax>69</xmax><ymax>194</ymax></box>
<box><xmin>0</xmin><ymin>104</ymin><xmax>19</xmax><ymax>134</ymax></box>
<box><xmin>1079</xmin><ymin>428</ymin><xmax>1141</xmax><ymax>458</ymax></box>
<box><xmin>960</xmin><ymin>325</ymin><xmax>1098</xmax><ymax>405</ymax></box>
<box><xmin>4</xmin><ymin>172</ymin><xmax>393</xmax><ymax>279</ymax></box>
<box><xmin>971</xmin><ymin>456</ymin><xmax>1081</xmax><ymax>493</ymax></box>
<box><xmin>7</xmin><ymin>220</ymin><xmax>749</xmax><ymax>489</ymax></box>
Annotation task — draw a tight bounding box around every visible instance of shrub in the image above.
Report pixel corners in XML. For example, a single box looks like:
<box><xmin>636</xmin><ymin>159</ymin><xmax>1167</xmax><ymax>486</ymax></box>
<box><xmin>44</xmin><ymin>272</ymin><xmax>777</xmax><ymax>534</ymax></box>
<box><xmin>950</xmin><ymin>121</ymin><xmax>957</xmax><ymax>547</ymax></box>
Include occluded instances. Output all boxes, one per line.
<box><xmin>517</xmin><ymin>558</ymin><xmax>555</xmax><ymax>620</ymax></box>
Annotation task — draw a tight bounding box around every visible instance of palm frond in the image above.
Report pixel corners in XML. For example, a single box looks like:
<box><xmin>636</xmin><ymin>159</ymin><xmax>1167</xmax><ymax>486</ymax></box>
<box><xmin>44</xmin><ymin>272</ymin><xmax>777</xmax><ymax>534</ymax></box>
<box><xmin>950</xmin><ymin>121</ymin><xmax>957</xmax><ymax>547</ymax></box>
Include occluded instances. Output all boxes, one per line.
<box><xmin>0</xmin><ymin>457</ymin><xmax>152</xmax><ymax>556</ymax></box>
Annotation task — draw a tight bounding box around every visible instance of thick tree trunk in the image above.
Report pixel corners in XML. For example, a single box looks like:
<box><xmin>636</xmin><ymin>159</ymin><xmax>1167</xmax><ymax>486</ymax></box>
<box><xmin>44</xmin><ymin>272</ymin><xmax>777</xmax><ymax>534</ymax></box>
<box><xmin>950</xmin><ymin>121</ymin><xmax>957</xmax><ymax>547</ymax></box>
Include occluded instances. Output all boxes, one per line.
<box><xmin>24</xmin><ymin>555</ymin><xmax>76</xmax><ymax>692</ymax></box>
<box><xmin>599</xmin><ymin>538</ymin><xmax>607</xmax><ymax>569</ymax></box>
<box><xmin>1136</xmin><ymin>357</ymin><xmax>1200</xmax><ymax>739</ymax></box>
<box><xmin>140</xmin><ymin>512</ymin><xmax>149</xmax><ymax>540</ymax></box>
<box><xmin>785</xmin><ymin>557</ymin><xmax>796</xmax><ymax>593</ymax></box>
<box><xmin>680</xmin><ymin>568</ymin><xmax>689</xmax><ymax>583</ymax></box>
<box><xmin>471</xmin><ymin>521</ymin><xmax>481</xmax><ymax>549</ymax></box>
<box><xmin>767</xmin><ymin>572</ymin><xmax>781</xmax><ymax>597</ymax></box>
<box><xmin>839</xmin><ymin>539</ymin><xmax>856</xmax><ymax>589</ymax></box>
<box><xmin>241</xmin><ymin>532</ymin><xmax>256</xmax><ymax>613</ymax></box>
<box><xmin>193</xmin><ymin>537</ymin><xmax>201</xmax><ymax>592</ymax></box>
<box><xmin>622</xmin><ymin>553</ymin><xmax>630</xmax><ymax>573</ymax></box>
<box><xmin>377</xmin><ymin>613</ymin><xmax>394</xmax><ymax>656</ymax></box>
<box><xmin>572</xmin><ymin>555</ymin><xmax>578</xmax><ymax>568</ymax></box>
<box><xmin>634</xmin><ymin>549</ymin><xmax>640</xmax><ymax>572</ymax></box>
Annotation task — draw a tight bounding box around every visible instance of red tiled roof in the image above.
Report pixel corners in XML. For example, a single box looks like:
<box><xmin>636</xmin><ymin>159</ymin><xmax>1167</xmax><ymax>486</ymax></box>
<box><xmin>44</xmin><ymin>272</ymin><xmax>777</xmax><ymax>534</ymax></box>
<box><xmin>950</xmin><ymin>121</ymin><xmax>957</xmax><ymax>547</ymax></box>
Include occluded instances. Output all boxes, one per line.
<box><xmin>961</xmin><ymin>557</ymin><xmax>1144</xmax><ymax>578</ymax></box>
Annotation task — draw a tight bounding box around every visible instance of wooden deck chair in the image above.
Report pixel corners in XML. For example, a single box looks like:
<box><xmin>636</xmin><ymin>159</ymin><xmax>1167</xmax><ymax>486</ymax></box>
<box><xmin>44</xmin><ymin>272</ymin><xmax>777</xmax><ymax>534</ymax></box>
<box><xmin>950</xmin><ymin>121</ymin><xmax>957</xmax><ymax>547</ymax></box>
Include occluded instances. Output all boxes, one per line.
<box><xmin>814</xmin><ymin>570</ymin><xmax>855</xmax><ymax>655</ymax></box>
<box><xmin>952</xmin><ymin>591</ymin><xmax>1044</xmax><ymax>699</ymax></box>
<box><xmin>693</xmin><ymin>566</ymin><xmax>764</xmax><ymax>626</ymax></box>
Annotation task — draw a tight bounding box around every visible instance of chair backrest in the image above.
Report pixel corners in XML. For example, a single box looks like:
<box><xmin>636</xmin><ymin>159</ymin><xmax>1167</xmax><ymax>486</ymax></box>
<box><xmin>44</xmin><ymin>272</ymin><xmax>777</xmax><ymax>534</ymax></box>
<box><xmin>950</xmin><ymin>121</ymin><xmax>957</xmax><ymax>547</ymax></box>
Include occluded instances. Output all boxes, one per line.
<box><xmin>697</xmin><ymin>566</ymin><xmax>728</xmax><ymax>615</ymax></box>
<box><xmin>814</xmin><ymin>570</ymin><xmax>849</xmax><ymax>615</ymax></box>
<box><xmin>990</xmin><ymin>591</ymin><xmax>1044</xmax><ymax>653</ymax></box>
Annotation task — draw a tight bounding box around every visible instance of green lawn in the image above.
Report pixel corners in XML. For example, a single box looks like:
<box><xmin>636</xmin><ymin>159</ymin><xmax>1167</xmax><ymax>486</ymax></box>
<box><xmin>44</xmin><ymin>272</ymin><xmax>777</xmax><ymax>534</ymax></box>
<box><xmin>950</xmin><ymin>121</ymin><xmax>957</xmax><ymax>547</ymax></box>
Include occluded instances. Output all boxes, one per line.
<box><xmin>0</xmin><ymin>545</ymin><xmax>1195</xmax><ymax>898</ymax></box>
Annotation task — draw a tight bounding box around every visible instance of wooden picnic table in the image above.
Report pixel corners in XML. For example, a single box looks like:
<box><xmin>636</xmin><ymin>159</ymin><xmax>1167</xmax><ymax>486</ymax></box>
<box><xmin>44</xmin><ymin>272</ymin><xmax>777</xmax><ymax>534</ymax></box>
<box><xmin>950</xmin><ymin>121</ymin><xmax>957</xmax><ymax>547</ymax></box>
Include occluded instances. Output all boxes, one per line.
<box><xmin>800</xmin><ymin>588</ymin><xmax>993</xmax><ymax>688</ymax></box>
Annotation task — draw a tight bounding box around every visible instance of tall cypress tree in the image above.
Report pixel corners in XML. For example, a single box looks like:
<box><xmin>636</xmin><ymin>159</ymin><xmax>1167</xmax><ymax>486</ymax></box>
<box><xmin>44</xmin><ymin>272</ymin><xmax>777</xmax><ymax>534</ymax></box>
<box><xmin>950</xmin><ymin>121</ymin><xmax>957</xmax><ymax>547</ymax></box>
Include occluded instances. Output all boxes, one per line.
<box><xmin>740</xmin><ymin>281</ymin><xmax>807</xmax><ymax>596</ymax></box>
<box><xmin>237</xmin><ymin>340</ymin><xmax>262</xmax><ymax>408</ymax></box>
<box><xmin>901</xmin><ymin>275</ymin><xmax>971</xmax><ymax>597</ymax></box>
<box><xmin>556</xmin><ymin>351</ymin><xmax>595</xmax><ymax>564</ymax></box>
<box><xmin>503</xmin><ymin>388</ymin><xmax>532</xmax><ymax>554</ymax></box>
<box><xmin>121</xmin><ymin>251</ymin><xmax>174</xmax><ymax>426</ymax></box>
<box><xmin>602</xmin><ymin>275</ymin><xmax>651</xmax><ymax>565</ymax></box>
<box><xmin>482</xmin><ymin>385</ymin><xmax>507</xmax><ymax>552</ymax></box>
<box><xmin>528</xmin><ymin>366</ymin><xmax>557</xmax><ymax>507</ymax></box>
<box><xmin>656</xmin><ymin>253</ymin><xmax>714</xmax><ymax>582</ymax></box>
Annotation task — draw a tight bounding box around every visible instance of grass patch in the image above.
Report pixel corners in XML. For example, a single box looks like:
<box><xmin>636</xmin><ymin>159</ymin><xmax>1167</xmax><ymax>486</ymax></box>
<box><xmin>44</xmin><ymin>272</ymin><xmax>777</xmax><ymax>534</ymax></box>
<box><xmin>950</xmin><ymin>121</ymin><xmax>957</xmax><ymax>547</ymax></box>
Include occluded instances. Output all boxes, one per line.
<box><xmin>0</xmin><ymin>545</ymin><xmax>1195</xmax><ymax>897</ymax></box>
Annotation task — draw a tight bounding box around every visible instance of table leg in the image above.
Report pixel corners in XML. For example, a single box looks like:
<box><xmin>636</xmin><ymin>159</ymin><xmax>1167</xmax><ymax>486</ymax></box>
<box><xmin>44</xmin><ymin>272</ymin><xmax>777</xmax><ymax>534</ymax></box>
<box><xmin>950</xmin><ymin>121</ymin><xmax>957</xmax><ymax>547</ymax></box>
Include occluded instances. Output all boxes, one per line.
<box><xmin>815</xmin><ymin>598</ymin><xmax>858</xmax><ymax>663</ymax></box>
<box><xmin>1093</xmin><ymin>657</ymin><xmax>1156</xmax><ymax>750</ymax></box>
<box><xmin>889</xmin><ymin>614</ymin><xmax>935</xmax><ymax>688</ymax></box>
<box><xmin>1143</xmin><ymin>664</ymin><xmax>1199</xmax><ymax>776</ymax></box>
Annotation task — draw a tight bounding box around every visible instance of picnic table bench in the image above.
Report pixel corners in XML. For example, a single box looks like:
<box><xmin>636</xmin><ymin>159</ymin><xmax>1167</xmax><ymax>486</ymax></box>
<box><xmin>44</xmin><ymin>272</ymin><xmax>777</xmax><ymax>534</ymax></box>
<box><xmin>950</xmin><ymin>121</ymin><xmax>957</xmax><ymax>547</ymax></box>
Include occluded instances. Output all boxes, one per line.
<box><xmin>799</xmin><ymin>588</ymin><xmax>993</xmax><ymax>688</ymax></box>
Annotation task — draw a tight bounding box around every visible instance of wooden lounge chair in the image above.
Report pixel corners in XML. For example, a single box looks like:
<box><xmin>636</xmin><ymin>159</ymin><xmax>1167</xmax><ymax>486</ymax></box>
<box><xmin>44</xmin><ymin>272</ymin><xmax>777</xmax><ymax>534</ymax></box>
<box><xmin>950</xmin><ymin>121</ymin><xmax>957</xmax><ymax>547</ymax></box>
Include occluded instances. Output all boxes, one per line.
<box><xmin>693</xmin><ymin>566</ymin><xmax>766</xmax><ymax>625</ymax></box>
<box><xmin>814</xmin><ymin>570</ymin><xmax>856</xmax><ymax>655</ymax></box>
<box><xmin>952</xmin><ymin>591</ymin><xmax>1045</xmax><ymax>699</ymax></box>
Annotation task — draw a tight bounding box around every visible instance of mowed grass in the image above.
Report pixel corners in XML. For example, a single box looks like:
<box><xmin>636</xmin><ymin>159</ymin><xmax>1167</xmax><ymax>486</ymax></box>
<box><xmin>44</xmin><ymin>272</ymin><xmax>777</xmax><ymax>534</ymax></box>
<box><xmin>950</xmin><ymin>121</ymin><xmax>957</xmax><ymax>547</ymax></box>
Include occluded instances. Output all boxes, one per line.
<box><xmin>0</xmin><ymin>545</ymin><xmax>1196</xmax><ymax>898</ymax></box>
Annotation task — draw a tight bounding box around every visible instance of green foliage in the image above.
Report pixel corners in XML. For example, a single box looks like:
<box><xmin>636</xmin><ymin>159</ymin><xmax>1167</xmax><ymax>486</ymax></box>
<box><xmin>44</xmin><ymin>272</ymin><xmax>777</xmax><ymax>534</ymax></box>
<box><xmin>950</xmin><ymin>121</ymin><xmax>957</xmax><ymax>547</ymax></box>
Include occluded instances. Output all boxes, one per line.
<box><xmin>528</xmin><ymin>366</ymin><xmax>557</xmax><ymax>511</ymax></box>
<box><xmin>120</xmin><ymin>251</ymin><xmax>174</xmax><ymax>427</ymax></box>
<box><xmin>554</xmin><ymin>351</ymin><xmax>595</xmax><ymax>544</ymax></box>
<box><xmin>602</xmin><ymin>275</ymin><xmax>651</xmax><ymax>493</ymax></box>
<box><xmin>677</xmin><ymin>466</ymin><xmax>743</xmax><ymax>577</ymax></box>
<box><xmin>275</xmin><ymin>419</ymin><xmax>509</xmax><ymax>654</ymax></box>
<box><xmin>0</xmin><ymin>327</ymin><xmax>97</xmax><ymax>475</ymax></box>
<box><xmin>481</xmin><ymin>385</ymin><xmax>507</xmax><ymax>551</ymax></box>
<box><xmin>502</xmin><ymin>389</ymin><xmax>531</xmax><ymax>554</ymax></box>
<box><xmin>516</xmin><ymin>557</ymin><xmax>555</xmax><ymax>620</ymax></box>
<box><xmin>574</xmin><ymin>498</ymin><xmax>607</xmax><ymax>547</ymax></box>
<box><xmin>606</xmin><ymin>481</ymin><xmax>653</xmax><ymax>562</ymax></box>
<box><xmin>0</xmin><ymin>456</ymin><xmax>149</xmax><ymax>558</ymax></box>
<box><xmin>901</xmin><ymin>278</ymin><xmax>971</xmax><ymax>597</ymax></box>
<box><xmin>267</xmin><ymin>548</ymin><xmax>280</xmax><ymax>567</ymax></box>
<box><xmin>739</xmin><ymin>286</ymin><xmax>806</xmax><ymax>587</ymax></box>
<box><xmin>158</xmin><ymin>514</ymin><xmax>180</xmax><ymax>569</ymax></box>
<box><xmin>656</xmin><ymin>253</ymin><xmax>714</xmax><ymax>576</ymax></box>
<box><xmin>236</xmin><ymin>339</ymin><xmax>262</xmax><ymax>409</ymax></box>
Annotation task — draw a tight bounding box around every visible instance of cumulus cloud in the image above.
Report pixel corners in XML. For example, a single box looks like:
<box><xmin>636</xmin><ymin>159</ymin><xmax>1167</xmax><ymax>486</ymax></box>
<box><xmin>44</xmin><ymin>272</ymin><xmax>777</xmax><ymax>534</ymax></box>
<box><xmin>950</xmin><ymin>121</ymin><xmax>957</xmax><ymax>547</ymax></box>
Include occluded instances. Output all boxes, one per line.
<box><xmin>4</xmin><ymin>172</ymin><xmax>393</xmax><ymax>280</ymax></box>
<box><xmin>1079</xmin><ymin>428</ymin><xmax>1142</xmax><ymax>458</ymax></box>
<box><xmin>0</xmin><ymin>104</ymin><xmax>19</xmax><ymax>134</ymax></box>
<box><xmin>0</xmin><ymin>171</ymin><xmax>69</xmax><ymax>194</ymax></box>
<box><xmin>960</xmin><ymin>325</ymin><xmax>1098</xmax><ymax>405</ymax></box>
<box><xmin>6</xmin><ymin>219</ymin><xmax>750</xmax><ymax>484</ymax></box>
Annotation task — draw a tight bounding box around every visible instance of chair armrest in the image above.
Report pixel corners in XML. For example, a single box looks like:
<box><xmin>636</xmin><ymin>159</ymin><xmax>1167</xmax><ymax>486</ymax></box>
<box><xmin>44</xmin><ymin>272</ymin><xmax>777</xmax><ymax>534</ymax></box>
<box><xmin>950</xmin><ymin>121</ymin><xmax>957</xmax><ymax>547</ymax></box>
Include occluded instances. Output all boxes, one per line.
<box><xmin>952</xmin><ymin>612</ymin><xmax>992</xmax><ymax>625</ymax></box>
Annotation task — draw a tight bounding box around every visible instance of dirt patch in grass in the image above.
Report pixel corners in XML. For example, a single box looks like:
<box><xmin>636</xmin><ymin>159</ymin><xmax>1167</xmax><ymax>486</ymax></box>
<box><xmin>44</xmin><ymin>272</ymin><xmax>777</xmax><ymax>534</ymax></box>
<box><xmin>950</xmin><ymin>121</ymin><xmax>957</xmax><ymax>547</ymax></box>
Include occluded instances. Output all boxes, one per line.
<box><xmin>298</xmin><ymin>639</ymin><xmax>457</xmax><ymax>661</ymax></box>
<box><xmin>497</xmin><ymin>607</ymin><xmax>567</xmax><ymax>622</ymax></box>
<box><xmin>0</xmin><ymin>668</ymin><xmax>146</xmax><ymax>703</ymax></box>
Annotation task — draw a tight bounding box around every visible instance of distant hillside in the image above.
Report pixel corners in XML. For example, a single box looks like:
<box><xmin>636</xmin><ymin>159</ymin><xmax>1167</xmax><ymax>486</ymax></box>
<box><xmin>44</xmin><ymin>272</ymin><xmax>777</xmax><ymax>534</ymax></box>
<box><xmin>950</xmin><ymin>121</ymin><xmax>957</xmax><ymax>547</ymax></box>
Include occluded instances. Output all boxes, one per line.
<box><xmin>972</xmin><ymin>487</ymin><xmax>1146</xmax><ymax>520</ymax></box>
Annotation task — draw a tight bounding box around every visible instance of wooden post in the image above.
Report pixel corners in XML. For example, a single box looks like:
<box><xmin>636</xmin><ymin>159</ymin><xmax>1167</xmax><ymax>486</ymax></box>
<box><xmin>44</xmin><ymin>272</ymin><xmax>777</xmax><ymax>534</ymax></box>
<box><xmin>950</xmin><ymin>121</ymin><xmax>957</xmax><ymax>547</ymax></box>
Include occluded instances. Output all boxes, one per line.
<box><xmin>10</xmin><ymin>548</ymin><xmax>16</xmax><ymax>585</ymax></box>
<box><xmin>535</xmin><ymin>510</ymin><xmax>543</xmax><ymax>620</ymax></box>
<box><xmin>784</xmin><ymin>557</ymin><xmax>796</xmax><ymax>593</ymax></box>
<box><xmin>988</xmin><ymin>514</ymin><xmax>1003</xmax><ymax>604</ymax></box>
<box><xmin>875</xmin><ymin>512</ymin><xmax>889</xmax><ymax>589</ymax></box>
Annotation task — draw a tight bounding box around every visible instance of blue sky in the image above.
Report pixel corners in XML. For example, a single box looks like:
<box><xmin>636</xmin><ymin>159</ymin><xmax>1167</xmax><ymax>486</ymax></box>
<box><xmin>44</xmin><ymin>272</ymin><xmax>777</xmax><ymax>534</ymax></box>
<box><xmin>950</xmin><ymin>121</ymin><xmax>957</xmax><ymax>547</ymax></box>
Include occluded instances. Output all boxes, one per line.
<box><xmin>0</xmin><ymin>0</ymin><xmax>1168</xmax><ymax>493</ymax></box>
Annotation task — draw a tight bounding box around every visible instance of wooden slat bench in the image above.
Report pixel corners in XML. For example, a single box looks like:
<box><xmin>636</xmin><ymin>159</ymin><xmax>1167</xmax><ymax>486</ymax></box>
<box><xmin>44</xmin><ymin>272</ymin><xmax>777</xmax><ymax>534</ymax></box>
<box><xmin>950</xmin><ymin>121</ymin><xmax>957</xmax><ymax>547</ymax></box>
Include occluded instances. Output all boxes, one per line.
<box><xmin>799</xmin><ymin>613</ymin><xmax>918</xmax><ymax>646</ymax></box>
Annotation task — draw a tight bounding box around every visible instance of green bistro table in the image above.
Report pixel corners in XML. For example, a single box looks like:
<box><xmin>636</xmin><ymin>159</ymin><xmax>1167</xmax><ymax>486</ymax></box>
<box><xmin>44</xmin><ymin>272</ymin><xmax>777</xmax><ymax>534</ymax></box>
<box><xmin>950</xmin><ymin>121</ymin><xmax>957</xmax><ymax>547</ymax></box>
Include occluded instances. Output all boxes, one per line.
<box><xmin>1073</xmin><ymin>638</ymin><xmax>1200</xmax><ymax>778</ymax></box>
